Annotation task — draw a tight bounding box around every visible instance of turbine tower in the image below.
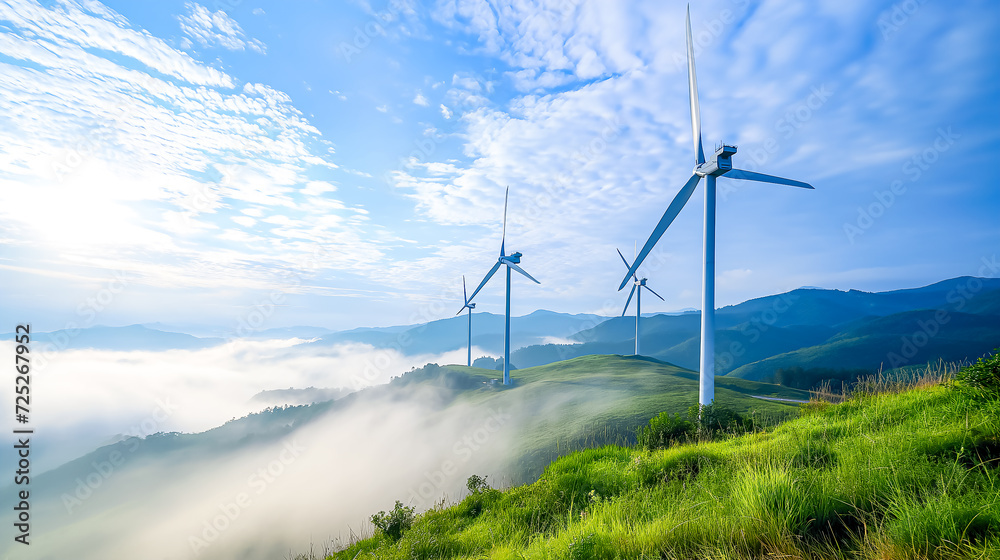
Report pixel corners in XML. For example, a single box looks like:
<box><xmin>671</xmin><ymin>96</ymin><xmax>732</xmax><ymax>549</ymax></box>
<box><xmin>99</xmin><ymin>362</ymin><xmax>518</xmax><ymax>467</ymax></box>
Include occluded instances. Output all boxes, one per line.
<box><xmin>456</xmin><ymin>275</ymin><xmax>476</xmax><ymax>367</ymax></box>
<box><xmin>620</xmin><ymin>5</ymin><xmax>814</xmax><ymax>406</ymax></box>
<box><xmin>618</xmin><ymin>249</ymin><xmax>665</xmax><ymax>356</ymax></box>
<box><xmin>467</xmin><ymin>187</ymin><xmax>540</xmax><ymax>385</ymax></box>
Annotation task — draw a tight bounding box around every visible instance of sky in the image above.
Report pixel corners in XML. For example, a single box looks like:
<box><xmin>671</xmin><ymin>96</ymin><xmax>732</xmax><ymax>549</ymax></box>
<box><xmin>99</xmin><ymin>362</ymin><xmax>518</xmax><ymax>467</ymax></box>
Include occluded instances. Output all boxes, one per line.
<box><xmin>1</xmin><ymin>0</ymin><xmax>998</xmax><ymax>334</ymax></box>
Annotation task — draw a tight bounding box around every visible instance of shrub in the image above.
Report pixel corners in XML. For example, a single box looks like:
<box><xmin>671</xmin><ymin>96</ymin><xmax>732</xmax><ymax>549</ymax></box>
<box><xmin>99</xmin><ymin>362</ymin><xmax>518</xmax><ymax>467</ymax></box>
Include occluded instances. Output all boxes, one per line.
<box><xmin>955</xmin><ymin>349</ymin><xmax>1000</xmax><ymax>392</ymax></box>
<box><xmin>687</xmin><ymin>403</ymin><xmax>751</xmax><ymax>437</ymax></box>
<box><xmin>371</xmin><ymin>500</ymin><xmax>415</xmax><ymax>542</ymax></box>
<box><xmin>636</xmin><ymin>412</ymin><xmax>694</xmax><ymax>450</ymax></box>
<box><xmin>466</xmin><ymin>474</ymin><xmax>490</xmax><ymax>494</ymax></box>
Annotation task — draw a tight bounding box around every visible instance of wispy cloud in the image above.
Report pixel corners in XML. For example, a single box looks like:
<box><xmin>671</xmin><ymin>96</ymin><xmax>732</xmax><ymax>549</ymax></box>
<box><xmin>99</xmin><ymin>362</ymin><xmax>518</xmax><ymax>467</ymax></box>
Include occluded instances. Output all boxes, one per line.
<box><xmin>178</xmin><ymin>2</ymin><xmax>266</xmax><ymax>54</ymax></box>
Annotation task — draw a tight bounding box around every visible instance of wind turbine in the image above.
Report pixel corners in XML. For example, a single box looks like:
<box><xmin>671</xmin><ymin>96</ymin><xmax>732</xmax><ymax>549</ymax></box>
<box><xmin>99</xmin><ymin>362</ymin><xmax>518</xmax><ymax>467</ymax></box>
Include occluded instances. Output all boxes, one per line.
<box><xmin>618</xmin><ymin>249</ymin><xmax>665</xmax><ymax>356</ymax></box>
<box><xmin>456</xmin><ymin>276</ymin><xmax>476</xmax><ymax>367</ymax></box>
<box><xmin>619</xmin><ymin>5</ymin><xmax>814</xmax><ymax>406</ymax></box>
<box><xmin>467</xmin><ymin>187</ymin><xmax>540</xmax><ymax>385</ymax></box>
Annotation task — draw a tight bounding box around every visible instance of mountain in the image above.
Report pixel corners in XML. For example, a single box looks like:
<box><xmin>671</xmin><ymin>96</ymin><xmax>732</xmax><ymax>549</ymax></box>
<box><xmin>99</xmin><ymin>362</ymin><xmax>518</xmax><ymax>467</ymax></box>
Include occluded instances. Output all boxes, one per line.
<box><xmin>249</xmin><ymin>386</ymin><xmax>354</xmax><ymax>406</ymax></box>
<box><xmin>307</xmin><ymin>309</ymin><xmax>609</xmax><ymax>356</ymax></box>
<box><xmin>27</xmin><ymin>324</ymin><xmax>225</xmax><ymax>351</ymax></box>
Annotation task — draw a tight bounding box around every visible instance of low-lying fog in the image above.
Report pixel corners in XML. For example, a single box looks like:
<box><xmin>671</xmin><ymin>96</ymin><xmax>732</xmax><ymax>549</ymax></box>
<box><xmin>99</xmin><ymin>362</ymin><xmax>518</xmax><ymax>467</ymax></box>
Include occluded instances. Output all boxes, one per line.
<box><xmin>1</xmin><ymin>339</ymin><xmax>472</xmax><ymax>472</ymax></box>
<box><xmin>2</xmin><ymin>338</ymin><xmax>525</xmax><ymax>559</ymax></box>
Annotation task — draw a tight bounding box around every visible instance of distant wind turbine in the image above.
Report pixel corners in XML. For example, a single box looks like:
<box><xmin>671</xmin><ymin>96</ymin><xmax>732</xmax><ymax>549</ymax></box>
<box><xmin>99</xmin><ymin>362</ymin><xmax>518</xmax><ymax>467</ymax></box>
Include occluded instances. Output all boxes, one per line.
<box><xmin>619</xmin><ymin>5</ymin><xmax>814</xmax><ymax>406</ymax></box>
<box><xmin>466</xmin><ymin>187</ymin><xmax>540</xmax><ymax>385</ymax></box>
<box><xmin>618</xmin><ymin>248</ymin><xmax>665</xmax><ymax>356</ymax></box>
<box><xmin>456</xmin><ymin>275</ymin><xmax>476</xmax><ymax>367</ymax></box>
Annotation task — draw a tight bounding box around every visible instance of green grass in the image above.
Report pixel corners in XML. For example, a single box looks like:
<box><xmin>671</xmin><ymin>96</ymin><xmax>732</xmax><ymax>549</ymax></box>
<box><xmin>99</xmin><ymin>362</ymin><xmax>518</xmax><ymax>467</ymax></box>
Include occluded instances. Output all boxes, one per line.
<box><xmin>328</xmin><ymin>373</ymin><xmax>1000</xmax><ymax>559</ymax></box>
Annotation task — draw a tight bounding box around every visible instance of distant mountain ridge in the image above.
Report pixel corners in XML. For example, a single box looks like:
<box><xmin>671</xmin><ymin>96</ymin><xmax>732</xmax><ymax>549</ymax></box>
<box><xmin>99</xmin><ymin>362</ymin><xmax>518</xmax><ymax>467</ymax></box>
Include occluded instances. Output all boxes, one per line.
<box><xmin>508</xmin><ymin>276</ymin><xmax>1000</xmax><ymax>379</ymax></box>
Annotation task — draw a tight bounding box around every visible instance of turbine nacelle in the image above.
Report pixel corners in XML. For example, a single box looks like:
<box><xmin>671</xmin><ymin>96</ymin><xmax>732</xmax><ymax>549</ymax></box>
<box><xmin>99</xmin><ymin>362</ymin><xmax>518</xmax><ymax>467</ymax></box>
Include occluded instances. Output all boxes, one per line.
<box><xmin>695</xmin><ymin>144</ymin><xmax>737</xmax><ymax>177</ymax></box>
<box><xmin>501</xmin><ymin>252</ymin><xmax>523</xmax><ymax>264</ymax></box>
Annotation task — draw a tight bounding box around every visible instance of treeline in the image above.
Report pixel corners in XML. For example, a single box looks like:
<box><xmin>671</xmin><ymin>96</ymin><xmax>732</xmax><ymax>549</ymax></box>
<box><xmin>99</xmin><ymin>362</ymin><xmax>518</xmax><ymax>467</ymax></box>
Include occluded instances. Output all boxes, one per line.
<box><xmin>767</xmin><ymin>366</ymin><xmax>875</xmax><ymax>390</ymax></box>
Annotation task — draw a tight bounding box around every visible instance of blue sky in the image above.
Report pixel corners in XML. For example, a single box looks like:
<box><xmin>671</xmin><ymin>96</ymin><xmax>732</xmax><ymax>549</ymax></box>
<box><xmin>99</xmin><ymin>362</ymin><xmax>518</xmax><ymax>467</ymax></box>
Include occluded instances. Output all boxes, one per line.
<box><xmin>1</xmin><ymin>0</ymin><xmax>998</xmax><ymax>333</ymax></box>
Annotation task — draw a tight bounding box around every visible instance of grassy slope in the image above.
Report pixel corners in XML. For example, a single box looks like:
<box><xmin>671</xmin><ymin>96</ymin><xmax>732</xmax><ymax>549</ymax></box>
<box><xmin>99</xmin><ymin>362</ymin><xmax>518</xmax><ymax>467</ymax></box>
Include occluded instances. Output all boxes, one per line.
<box><xmin>436</xmin><ymin>355</ymin><xmax>807</xmax><ymax>481</ymax></box>
<box><xmin>332</xmin><ymin>383</ymin><xmax>1000</xmax><ymax>559</ymax></box>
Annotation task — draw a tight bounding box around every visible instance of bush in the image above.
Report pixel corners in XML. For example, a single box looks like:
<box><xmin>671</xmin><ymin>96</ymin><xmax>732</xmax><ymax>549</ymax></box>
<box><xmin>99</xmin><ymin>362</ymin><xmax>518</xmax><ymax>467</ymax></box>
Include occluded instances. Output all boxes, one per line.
<box><xmin>466</xmin><ymin>474</ymin><xmax>490</xmax><ymax>494</ymax></box>
<box><xmin>371</xmin><ymin>500</ymin><xmax>415</xmax><ymax>542</ymax></box>
<box><xmin>636</xmin><ymin>412</ymin><xmax>694</xmax><ymax>450</ymax></box>
<box><xmin>955</xmin><ymin>349</ymin><xmax>1000</xmax><ymax>392</ymax></box>
<box><xmin>687</xmin><ymin>403</ymin><xmax>751</xmax><ymax>437</ymax></box>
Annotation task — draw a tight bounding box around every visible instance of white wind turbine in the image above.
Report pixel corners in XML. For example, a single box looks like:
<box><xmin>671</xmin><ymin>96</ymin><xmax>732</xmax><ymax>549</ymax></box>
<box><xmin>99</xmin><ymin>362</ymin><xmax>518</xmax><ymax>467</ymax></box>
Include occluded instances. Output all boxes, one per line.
<box><xmin>618</xmin><ymin>248</ymin><xmax>665</xmax><ymax>356</ymax></box>
<box><xmin>620</xmin><ymin>5</ymin><xmax>814</xmax><ymax>406</ymax></box>
<box><xmin>456</xmin><ymin>276</ymin><xmax>476</xmax><ymax>367</ymax></box>
<box><xmin>466</xmin><ymin>187</ymin><xmax>540</xmax><ymax>385</ymax></box>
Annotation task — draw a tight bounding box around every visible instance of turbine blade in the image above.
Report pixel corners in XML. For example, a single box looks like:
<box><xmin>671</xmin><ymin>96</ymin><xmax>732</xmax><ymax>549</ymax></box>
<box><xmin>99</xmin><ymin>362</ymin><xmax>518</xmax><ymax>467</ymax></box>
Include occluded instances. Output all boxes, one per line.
<box><xmin>622</xmin><ymin>284</ymin><xmax>637</xmax><ymax>316</ymax></box>
<box><xmin>457</xmin><ymin>275</ymin><xmax>470</xmax><ymax>315</ymax></box>
<box><xmin>618</xmin><ymin>173</ymin><xmax>701</xmax><ymax>290</ymax></box>
<box><xmin>506</xmin><ymin>262</ymin><xmax>540</xmax><ymax>284</ymax></box>
<box><xmin>500</xmin><ymin>186</ymin><xmax>509</xmax><ymax>256</ymax></box>
<box><xmin>617</xmin><ymin>248</ymin><xmax>628</xmax><ymax>268</ymax></box>
<box><xmin>617</xmin><ymin>248</ymin><xmax>639</xmax><ymax>280</ymax></box>
<box><xmin>686</xmin><ymin>5</ymin><xmax>705</xmax><ymax>165</ymax></box>
<box><xmin>468</xmin><ymin>261</ymin><xmax>502</xmax><ymax>303</ymax></box>
<box><xmin>644</xmin><ymin>285</ymin><xmax>666</xmax><ymax>301</ymax></box>
<box><xmin>726</xmin><ymin>169</ymin><xmax>814</xmax><ymax>189</ymax></box>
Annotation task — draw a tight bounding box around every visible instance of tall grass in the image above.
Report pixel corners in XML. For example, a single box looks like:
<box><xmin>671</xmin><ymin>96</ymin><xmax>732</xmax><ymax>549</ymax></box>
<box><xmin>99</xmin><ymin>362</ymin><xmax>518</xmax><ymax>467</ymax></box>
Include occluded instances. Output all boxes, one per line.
<box><xmin>810</xmin><ymin>359</ymin><xmax>967</xmax><ymax>403</ymax></box>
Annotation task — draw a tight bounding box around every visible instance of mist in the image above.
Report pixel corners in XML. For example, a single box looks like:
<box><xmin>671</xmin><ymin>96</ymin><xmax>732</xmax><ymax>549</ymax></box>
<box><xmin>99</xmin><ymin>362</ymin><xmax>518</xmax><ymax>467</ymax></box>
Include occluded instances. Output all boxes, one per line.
<box><xmin>8</xmin><ymin>385</ymin><xmax>521</xmax><ymax>559</ymax></box>
<box><xmin>1</xmin><ymin>336</ymin><xmax>525</xmax><ymax>559</ymax></box>
<box><xmin>0</xmin><ymin>330</ymin><xmax>649</xmax><ymax>560</ymax></box>
<box><xmin>0</xmin><ymin>339</ymin><xmax>475</xmax><ymax>473</ymax></box>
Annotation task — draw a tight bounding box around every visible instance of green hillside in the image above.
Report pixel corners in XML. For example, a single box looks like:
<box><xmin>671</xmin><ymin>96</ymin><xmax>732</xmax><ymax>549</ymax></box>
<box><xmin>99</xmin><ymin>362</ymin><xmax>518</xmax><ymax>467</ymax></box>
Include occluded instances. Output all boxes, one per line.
<box><xmin>330</xmin><ymin>372</ymin><xmax>1000</xmax><ymax>559</ymax></box>
<box><xmin>729</xmin><ymin>310</ymin><xmax>1000</xmax><ymax>382</ymax></box>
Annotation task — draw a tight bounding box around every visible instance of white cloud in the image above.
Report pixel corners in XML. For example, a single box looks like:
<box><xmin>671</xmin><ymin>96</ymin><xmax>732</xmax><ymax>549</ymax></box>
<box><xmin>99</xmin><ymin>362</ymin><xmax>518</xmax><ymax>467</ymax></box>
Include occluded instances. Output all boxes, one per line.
<box><xmin>301</xmin><ymin>181</ymin><xmax>337</xmax><ymax>196</ymax></box>
<box><xmin>432</xmin><ymin>0</ymin><xmax>644</xmax><ymax>90</ymax></box>
<box><xmin>375</xmin><ymin>104</ymin><xmax>388</xmax><ymax>113</ymax></box>
<box><xmin>440</xmin><ymin>104</ymin><xmax>453</xmax><ymax>119</ymax></box>
<box><xmin>0</xmin><ymin>0</ymin><xmax>387</xmax><ymax>300</ymax></box>
<box><xmin>413</xmin><ymin>91</ymin><xmax>430</xmax><ymax>106</ymax></box>
<box><xmin>0</xmin><ymin>0</ymin><xmax>233</xmax><ymax>87</ymax></box>
<box><xmin>177</xmin><ymin>2</ymin><xmax>267</xmax><ymax>54</ymax></box>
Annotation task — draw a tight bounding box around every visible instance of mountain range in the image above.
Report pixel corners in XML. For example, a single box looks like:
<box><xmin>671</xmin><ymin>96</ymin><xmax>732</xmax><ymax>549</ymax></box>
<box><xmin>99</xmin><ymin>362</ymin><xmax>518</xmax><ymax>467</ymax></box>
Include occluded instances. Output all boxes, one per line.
<box><xmin>17</xmin><ymin>276</ymin><xmax>1000</xmax><ymax>387</ymax></box>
